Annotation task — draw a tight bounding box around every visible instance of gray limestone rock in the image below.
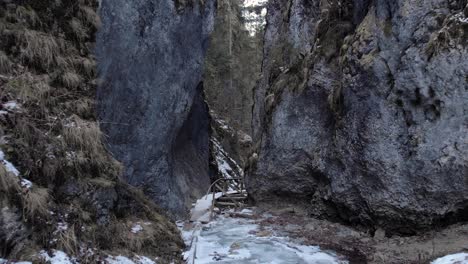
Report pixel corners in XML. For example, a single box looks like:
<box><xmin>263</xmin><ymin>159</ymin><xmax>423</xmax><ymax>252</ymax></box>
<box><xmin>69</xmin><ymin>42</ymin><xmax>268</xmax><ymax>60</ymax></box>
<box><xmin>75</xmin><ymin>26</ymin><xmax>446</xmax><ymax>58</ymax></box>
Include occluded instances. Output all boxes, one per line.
<box><xmin>96</xmin><ymin>0</ymin><xmax>216</xmax><ymax>217</ymax></box>
<box><xmin>249</xmin><ymin>0</ymin><xmax>468</xmax><ymax>233</ymax></box>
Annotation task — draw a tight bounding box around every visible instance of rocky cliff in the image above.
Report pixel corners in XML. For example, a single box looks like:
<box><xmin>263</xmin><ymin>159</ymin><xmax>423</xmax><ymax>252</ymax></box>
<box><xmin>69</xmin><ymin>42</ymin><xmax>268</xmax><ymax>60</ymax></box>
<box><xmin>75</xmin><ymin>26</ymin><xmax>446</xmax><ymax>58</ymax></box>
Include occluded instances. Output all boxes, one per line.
<box><xmin>97</xmin><ymin>0</ymin><xmax>216</xmax><ymax>217</ymax></box>
<box><xmin>248</xmin><ymin>0</ymin><xmax>468</xmax><ymax>234</ymax></box>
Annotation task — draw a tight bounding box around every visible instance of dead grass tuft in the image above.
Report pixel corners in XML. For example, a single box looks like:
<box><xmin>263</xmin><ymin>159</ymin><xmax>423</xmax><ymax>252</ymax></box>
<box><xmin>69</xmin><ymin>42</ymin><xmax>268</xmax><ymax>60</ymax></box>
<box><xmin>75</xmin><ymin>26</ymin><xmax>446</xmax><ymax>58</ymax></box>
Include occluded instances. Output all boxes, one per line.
<box><xmin>16</xmin><ymin>29</ymin><xmax>63</xmax><ymax>69</ymax></box>
<box><xmin>56</xmin><ymin>225</ymin><xmax>79</xmax><ymax>256</ymax></box>
<box><xmin>93</xmin><ymin>217</ymin><xmax>181</xmax><ymax>258</ymax></box>
<box><xmin>0</xmin><ymin>51</ymin><xmax>13</xmax><ymax>74</ymax></box>
<box><xmin>69</xmin><ymin>18</ymin><xmax>88</xmax><ymax>41</ymax></box>
<box><xmin>63</xmin><ymin>115</ymin><xmax>102</xmax><ymax>158</ymax></box>
<box><xmin>15</xmin><ymin>6</ymin><xmax>41</xmax><ymax>28</ymax></box>
<box><xmin>65</xmin><ymin>98</ymin><xmax>94</xmax><ymax>118</ymax></box>
<box><xmin>22</xmin><ymin>187</ymin><xmax>49</xmax><ymax>219</ymax></box>
<box><xmin>0</xmin><ymin>165</ymin><xmax>21</xmax><ymax>195</ymax></box>
<box><xmin>62</xmin><ymin>115</ymin><xmax>122</xmax><ymax>178</ymax></box>
<box><xmin>4</xmin><ymin>73</ymin><xmax>53</xmax><ymax>113</ymax></box>
<box><xmin>78</xmin><ymin>5</ymin><xmax>101</xmax><ymax>29</ymax></box>
<box><xmin>73</xmin><ymin>57</ymin><xmax>96</xmax><ymax>78</ymax></box>
<box><xmin>60</xmin><ymin>71</ymin><xmax>82</xmax><ymax>89</ymax></box>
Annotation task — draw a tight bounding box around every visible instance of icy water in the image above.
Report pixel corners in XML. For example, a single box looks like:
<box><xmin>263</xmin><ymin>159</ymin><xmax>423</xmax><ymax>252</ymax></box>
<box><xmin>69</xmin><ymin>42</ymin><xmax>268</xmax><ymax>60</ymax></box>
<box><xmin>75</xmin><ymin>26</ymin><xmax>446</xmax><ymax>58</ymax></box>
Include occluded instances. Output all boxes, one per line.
<box><xmin>185</xmin><ymin>215</ymin><xmax>347</xmax><ymax>264</ymax></box>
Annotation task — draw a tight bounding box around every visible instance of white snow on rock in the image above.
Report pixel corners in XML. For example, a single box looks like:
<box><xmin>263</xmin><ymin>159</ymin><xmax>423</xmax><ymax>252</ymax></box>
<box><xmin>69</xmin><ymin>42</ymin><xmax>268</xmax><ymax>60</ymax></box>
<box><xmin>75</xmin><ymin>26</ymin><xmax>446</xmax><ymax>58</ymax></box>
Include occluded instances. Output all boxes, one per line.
<box><xmin>131</xmin><ymin>223</ymin><xmax>143</xmax><ymax>234</ymax></box>
<box><xmin>2</xmin><ymin>101</ymin><xmax>21</xmax><ymax>111</ymax></box>
<box><xmin>184</xmin><ymin>214</ymin><xmax>347</xmax><ymax>264</ymax></box>
<box><xmin>432</xmin><ymin>253</ymin><xmax>468</xmax><ymax>264</ymax></box>
<box><xmin>20</xmin><ymin>178</ymin><xmax>33</xmax><ymax>189</ymax></box>
<box><xmin>40</xmin><ymin>250</ymin><xmax>75</xmax><ymax>264</ymax></box>
<box><xmin>211</xmin><ymin>138</ymin><xmax>243</xmax><ymax>180</ymax></box>
<box><xmin>0</xmin><ymin>149</ymin><xmax>20</xmax><ymax>176</ymax></box>
<box><xmin>0</xmin><ymin>148</ymin><xmax>34</xmax><ymax>189</ymax></box>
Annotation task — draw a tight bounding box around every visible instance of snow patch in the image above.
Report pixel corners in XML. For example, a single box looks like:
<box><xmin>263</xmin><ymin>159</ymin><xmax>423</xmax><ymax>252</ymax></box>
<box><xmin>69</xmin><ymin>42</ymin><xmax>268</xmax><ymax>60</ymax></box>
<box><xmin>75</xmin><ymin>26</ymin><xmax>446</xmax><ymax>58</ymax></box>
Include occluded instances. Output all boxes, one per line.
<box><xmin>20</xmin><ymin>178</ymin><xmax>33</xmax><ymax>189</ymax></box>
<box><xmin>190</xmin><ymin>192</ymin><xmax>223</xmax><ymax>223</ymax></box>
<box><xmin>2</xmin><ymin>101</ymin><xmax>21</xmax><ymax>111</ymax></box>
<box><xmin>0</xmin><ymin>259</ymin><xmax>32</xmax><ymax>264</ymax></box>
<box><xmin>106</xmin><ymin>255</ymin><xmax>157</xmax><ymax>264</ymax></box>
<box><xmin>211</xmin><ymin>138</ymin><xmax>243</xmax><ymax>181</ymax></box>
<box><xmin>131</xmin><ymin>223</ymin><xmax>143</xmax><ymax>234</ymax></box>
<box><xmin>0</xmin><ymin>149</ymin><xmax>20</xmax><ymax>176</ymax></box>
<box><xmin>40</xmin><ymin>250</ymin><xmax>75</xmax><ymax>264</ymax></box>
<box><xmin>432</xmin><ymin>253</ymin><xmax>468</xmax><ymax>264</ymax></box>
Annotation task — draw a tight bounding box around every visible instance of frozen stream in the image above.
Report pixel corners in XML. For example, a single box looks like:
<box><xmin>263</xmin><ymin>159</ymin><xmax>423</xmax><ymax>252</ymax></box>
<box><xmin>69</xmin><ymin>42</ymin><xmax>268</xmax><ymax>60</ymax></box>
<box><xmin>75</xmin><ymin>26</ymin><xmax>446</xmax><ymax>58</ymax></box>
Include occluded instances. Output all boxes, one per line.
<box><xmin>181</xmin><ymin>211</ymin><xmax>347</xmax><ymax>264</ymax></box>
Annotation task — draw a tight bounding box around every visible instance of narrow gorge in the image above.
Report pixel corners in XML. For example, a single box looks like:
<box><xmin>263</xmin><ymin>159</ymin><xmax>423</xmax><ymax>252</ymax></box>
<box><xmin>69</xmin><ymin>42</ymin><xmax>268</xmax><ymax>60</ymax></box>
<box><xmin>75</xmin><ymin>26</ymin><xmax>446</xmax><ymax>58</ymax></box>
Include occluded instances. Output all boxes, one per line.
<box><xmin>0</xmin><ymin>0</ymin><xmax>467</xmax><ymax>263</ymax></box>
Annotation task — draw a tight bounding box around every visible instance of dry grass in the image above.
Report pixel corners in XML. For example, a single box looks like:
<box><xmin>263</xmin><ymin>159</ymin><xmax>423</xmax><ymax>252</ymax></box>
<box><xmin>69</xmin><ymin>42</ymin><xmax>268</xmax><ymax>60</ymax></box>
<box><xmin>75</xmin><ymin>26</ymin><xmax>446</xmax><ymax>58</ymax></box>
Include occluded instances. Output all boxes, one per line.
<box><xmin>3</xmin><ymin>73</ymin><xmax>53</xmax><ymax>113</ymax></box>
<box><xmin>69</xmin><ymin>18</ymin><xmax>88</xmax><ymax>41</ymax></box>
<box><xmin>21</xmin><ymin>187</ymin><xmax>49</xmax><ymax>220</ymax></box>
<box><xmin>78</xmin><ymin>5</ymin><xmax>101</xmax><ymax>29</ymax></box>
<box><xmin>62</xmin><ymin>115</ymin><xmax>122</xmax><ymax>178</ymax></box>
<box><xmin>56</xmin><ymin>225</ymin><xmax>79</xmax><ymax>256</ymax></box>
<box><xmin>0</xmin><ymin>51</ymin><xmax>13</xmax><ymax>74</ymax></box>
<box><xmin>73</xmin><ymin>57</ymin><xmax>96</xmax><ymax>78</ymax></box>
<box><xmin>93</xmin><ymin>217</ymin><xmax>181</xmax><ymax>258</ymax></box>
<box><xmin>15</xmin><ymin>6</ymin><xmax>41</xmax><ymax>28</ymax></box>
<box><xmin>65</xmin><ymin>98</ymin><xmax>94</xmax><ymax>118</ymax></box>
<box><xmin>16</xmin><ymin>29</ymin><xmax>63</xmax><ymax>69</ymax></box>
<box><xmin>63</xmin><ymin>115</ymin><xmax>103</xmax><ymax>158</ymax></box>
<box><xmin>60</xmin><ymin>71</ymin><xmax>82</xmax><ymax>89</ymax></box>
<box><xmin>0</xmin><ymin>165</ymin><xmax>21</xmax><ymax>195</ymax></box>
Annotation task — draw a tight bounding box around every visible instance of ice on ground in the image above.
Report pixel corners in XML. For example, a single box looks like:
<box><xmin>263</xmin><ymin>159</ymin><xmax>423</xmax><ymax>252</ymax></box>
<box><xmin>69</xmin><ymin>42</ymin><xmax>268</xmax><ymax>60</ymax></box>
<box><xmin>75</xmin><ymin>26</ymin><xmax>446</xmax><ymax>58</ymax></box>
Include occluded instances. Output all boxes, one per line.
<box><xmin>131</xmin><ymin>223</ymin><xmax>143</xmax><ymax>234</ymax></box>
<box><xmin>0</xmin><ymin>259</ymin><xmax>32</xmax><ymax>264</ymax></box>
<box><xmin>40</xmin><ymin>250</ymin><xmax>75</xmax><ymax>264</ymax></box>
<box><xmin>106</xmin><ymin>256</ymin><xmax>135</xmax><ymax>264</ymax></box>
<box><xmin>187</xmin><ymin>215</ymin><xmax>347</xmax><ymax>264</ymax></box>
<box><xmin>432</xmin><ymin>253</ymin><xmax>468</xmax><ymax>264</ymax></box>
<box><xmin>106</xmin><ymin>255</ymin><xmax>157</xmax><ymax>264</ymax></box>
<box><xmin>190</xmin><ymin>192</ymin><xmax>223</xmax><ymax>223</ymax></box>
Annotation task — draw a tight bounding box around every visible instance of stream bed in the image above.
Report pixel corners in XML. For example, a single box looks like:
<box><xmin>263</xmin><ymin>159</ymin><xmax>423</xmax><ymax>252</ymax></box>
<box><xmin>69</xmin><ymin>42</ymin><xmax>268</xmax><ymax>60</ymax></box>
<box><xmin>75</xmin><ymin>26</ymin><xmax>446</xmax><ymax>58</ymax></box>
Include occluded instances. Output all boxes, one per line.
<box><xmin>181</xmin><ymin>210</ymin><xmax>348</xmax><ymax>264</ymax></box>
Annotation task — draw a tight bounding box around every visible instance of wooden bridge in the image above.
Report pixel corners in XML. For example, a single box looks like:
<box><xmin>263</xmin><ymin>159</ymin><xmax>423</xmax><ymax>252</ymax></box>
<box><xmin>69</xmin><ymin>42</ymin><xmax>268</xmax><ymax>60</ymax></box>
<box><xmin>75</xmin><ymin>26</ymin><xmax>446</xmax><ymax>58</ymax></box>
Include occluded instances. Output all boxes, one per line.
<box><xmin>206</xmin><ymin>177</ymin><xmax>247</xmax><ymax>220</ymax></box>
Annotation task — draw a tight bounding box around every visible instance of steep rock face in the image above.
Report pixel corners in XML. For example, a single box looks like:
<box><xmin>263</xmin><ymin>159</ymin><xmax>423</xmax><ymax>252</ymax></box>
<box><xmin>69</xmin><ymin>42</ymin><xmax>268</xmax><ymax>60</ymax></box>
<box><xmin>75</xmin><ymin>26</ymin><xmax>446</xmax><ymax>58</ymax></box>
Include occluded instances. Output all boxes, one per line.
<box><xmin>97</xmin><ymin>0</ymin><xmax>216</xmax><ymax>217</ymax></box>
<box><xmin>249</xmin><ymin>0</ymin><xmax>468</xmax><ymax>233</ymax></box>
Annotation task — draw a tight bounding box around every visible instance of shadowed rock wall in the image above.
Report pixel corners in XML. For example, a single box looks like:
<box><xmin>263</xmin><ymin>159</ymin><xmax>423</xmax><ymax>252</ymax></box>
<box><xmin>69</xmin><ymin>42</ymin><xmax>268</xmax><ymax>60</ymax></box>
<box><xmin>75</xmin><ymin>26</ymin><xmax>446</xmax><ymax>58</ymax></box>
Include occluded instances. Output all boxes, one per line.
<box><xmin>97</xmin><ymin>0</ymin><xmax>216</xmax><ymax>217</ymax></box>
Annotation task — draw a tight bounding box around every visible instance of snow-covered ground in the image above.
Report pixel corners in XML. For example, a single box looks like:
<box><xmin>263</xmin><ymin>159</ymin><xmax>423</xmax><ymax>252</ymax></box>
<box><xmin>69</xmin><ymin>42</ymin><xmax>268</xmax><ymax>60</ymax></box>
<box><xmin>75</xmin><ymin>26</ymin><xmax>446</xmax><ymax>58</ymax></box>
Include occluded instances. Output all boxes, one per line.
<box><xmin>431</xmin><ymin>253</ymin><xmax>468</xmax><ymax>264</ymax></box>
<box><xmin>182</xmin><ymin>209</ymin><xmax>348</xmax><ymax>264</ymax></box>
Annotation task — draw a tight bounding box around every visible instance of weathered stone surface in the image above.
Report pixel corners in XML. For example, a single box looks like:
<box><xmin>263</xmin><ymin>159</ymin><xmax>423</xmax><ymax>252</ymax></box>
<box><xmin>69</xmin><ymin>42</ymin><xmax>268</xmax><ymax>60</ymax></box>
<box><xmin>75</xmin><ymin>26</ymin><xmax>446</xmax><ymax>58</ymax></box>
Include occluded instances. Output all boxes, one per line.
<box><xmin>96</xmin><ymin>0</ymin><xmax>216</xmax><ymax>217</ymax></box>
<box><xmin>249</xmin><ymin>0</ymin><xmax>468</xmax><ymax>233</ymax></box>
